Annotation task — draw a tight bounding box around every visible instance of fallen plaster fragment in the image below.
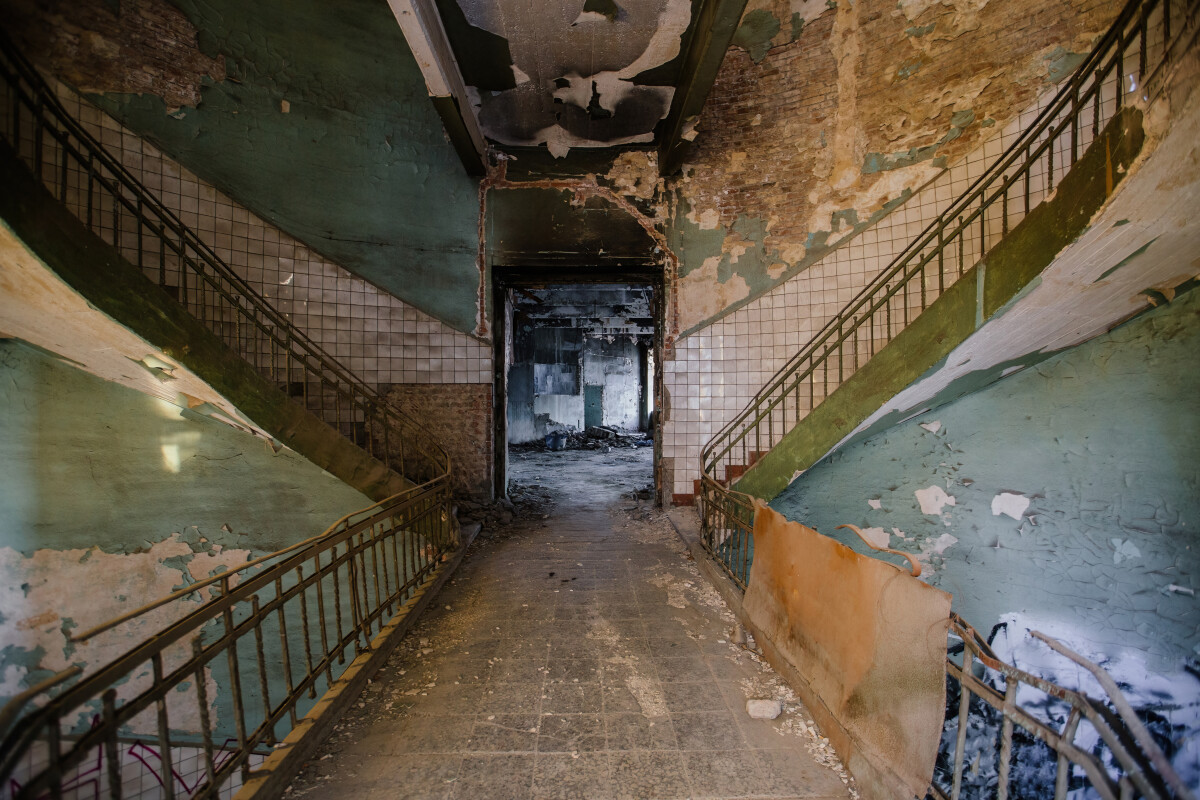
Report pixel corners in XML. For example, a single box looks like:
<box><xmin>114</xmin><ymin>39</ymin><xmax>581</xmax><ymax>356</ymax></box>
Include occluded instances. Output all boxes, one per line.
<box><xmin>991</xmin><ymin>492</ymin><xmax>1030</xmax><ymax>520</ymax></box>
<box><xmin>919</xmin><ymin>420</ymin><xmax>942</xmax><ymax>433</ymax></box>
<box><xmin>747</xmin><ymin>698</ymin><xmax>783</xmax><ymax>719</ymax></box>
<box><xmin>915</xmin><ymin>485</ymin><xmax>956</xmax><ymax>515</ymax></box>
<box><xmin>868</xmin><ymin>498</ymin><xmax>882</xmax><ymax>510</ymax></box>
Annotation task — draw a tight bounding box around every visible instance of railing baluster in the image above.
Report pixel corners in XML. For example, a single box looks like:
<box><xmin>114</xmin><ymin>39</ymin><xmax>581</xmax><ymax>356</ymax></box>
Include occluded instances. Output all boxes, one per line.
<box><xmin>275</xmin><ymin>576</ymin><xmax>298</xmax><ymax>727</ymax></box>
<box><xmin>221</xmin><ymin>577</ymin><xmax>250</xmax><ymax>779</ymax></box>
<box><xmin>251</xmin><ymin>596</ymin><xmax>274</xmax><ymax>744</ymax></box>
<box><xmin>102</xmin><ymin>689</ymin><xmax>122</xmax><ymax>800</ymax></box>
<box><xmin>297</xmin><ymin>567</ymin><xmax>318</xmax><ymax>699</ymax></box>
<box><xmin>191</xmin><ymin>638</ymin><xmax>218</xmax><ymax>793</ymax></box>
<box><xmin>152</xmin><ymin>653</ymin><xmax>176</xmax><ymax>800</ymax></box>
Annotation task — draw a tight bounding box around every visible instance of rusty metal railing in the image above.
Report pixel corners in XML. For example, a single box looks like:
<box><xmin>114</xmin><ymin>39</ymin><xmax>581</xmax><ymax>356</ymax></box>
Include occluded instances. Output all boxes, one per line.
<box><xmin>0</xmin><ymin>480</ymin><xmax>455</xmax><ymax>800</ymax></box>
<box><xmin>698</xmin><ymin>0</ymin><xmax>1198</xmax><ymax>590</ymax></box>
<box><xmin>930</xmin><ymin>615</ymin><xmax>1195</xmax><ymax>800</ymax></box>
<box><xmin>0</xmin><ymin>29</ymin><xmax>449</xmax><ymax>488</ymax></box>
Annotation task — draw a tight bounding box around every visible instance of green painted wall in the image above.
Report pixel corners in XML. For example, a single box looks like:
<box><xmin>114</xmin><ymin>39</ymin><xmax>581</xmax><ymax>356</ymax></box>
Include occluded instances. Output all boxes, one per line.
<box><xmin>769</xmin><ymin>287</ymin><xmax>1200</xmax><ymax>674</ymax></box>
<box><xmin>0</xmin><ymin>339</ymin><xmax>371</xmax><ymax>708</ymax></box>
<box><xmin>735</xmin><ymin>108</ymin><xmax>1145</xmax><ymax>499</ymax></box>
<box><xmin>91</xmin><ymin>0</ymin><xmax>482</xmax><ymax>333</ymax></box>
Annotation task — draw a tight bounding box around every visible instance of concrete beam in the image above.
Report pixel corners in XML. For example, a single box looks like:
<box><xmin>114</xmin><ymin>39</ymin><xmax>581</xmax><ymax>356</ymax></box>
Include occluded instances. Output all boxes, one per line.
<box><xmin>386</xmin><ymin>0</ymin><xmax>488</xmax><ymax>176</ymax></box>
<box><xmin>657</xmin><ymin>0</ymin><xmax>749</xmax><ymax>176</ymax></box>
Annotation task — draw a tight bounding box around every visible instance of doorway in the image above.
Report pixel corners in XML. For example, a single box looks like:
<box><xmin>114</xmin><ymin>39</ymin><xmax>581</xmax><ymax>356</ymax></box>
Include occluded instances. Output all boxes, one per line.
<box><xmin>492</xmin><ymin>271</ymin><xmax>663</xmax><ymax>501</ymax></box>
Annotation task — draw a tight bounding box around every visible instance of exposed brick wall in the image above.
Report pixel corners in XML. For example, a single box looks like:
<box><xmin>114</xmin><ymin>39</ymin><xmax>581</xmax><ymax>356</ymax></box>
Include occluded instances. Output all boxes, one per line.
<box><xmin>383</xmin><ymin>383</ymin><xmax>493</xmax><ymax>500</ymax></box>
<box><xmin>673</xmin><ymin>0</ymin><xmax>1124</xmax><ymax>272</ymax></box>
<box><xmin>0</xmin><ymin>0</ymin><xmax>224</xmax><ymax>109</ymax></box>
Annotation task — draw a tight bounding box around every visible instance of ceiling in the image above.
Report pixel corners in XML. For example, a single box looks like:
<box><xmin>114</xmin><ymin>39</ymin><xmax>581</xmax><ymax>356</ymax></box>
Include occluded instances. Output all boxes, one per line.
<box><xmin>513</xmin><ymin>284</ymin><xmax>655</xmax><ymax>337</ymax></box>
<box><xmin>387</xmin><ymin>0</ymin><xmax>749</xmax><ymax>175</ymax></box>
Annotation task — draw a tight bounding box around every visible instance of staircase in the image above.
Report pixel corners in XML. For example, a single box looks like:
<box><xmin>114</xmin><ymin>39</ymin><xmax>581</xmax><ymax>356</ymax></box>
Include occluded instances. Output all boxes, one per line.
<box><xmin>0</xmin><ymin>28</ymin><xmax>449</xmax><ymax>497</ymax></box>
<box><xmin>0</xmin><ymin>29</ymin><xmax>463</xmax><ymax>800</ymax></box>
<box><xmin>699</xmin><ymin>0</ymin><xmax>1198</xmax><ymax>591</ymax></box>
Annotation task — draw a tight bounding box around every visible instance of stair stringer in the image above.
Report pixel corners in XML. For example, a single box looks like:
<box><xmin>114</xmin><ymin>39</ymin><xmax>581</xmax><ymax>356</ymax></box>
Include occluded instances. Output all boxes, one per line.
<box><xmin>0</xmin><ymin>140</ymin><xmax>410</xmax><ymax>502</ymax></box>
<box><xmin>734</xmin><ymin>106</ymin><xmax>1147</xmax><ymax>502</ymax></box>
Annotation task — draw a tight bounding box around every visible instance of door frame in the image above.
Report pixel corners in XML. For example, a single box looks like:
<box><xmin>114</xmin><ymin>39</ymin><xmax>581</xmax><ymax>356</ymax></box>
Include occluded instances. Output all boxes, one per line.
<box><xmin>490</xmin><ymin>267</ymin><xmax>664</xmax><ymax>500</ymax></box>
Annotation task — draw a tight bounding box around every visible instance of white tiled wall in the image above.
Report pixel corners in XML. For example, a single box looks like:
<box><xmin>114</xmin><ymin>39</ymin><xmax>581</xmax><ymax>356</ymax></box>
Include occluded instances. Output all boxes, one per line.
<box><xmin>46</xmin><ymin>80</ymin><xmax>492</xmax><ymax>388</ymax></box>
<box><xmin>662</xmin><ymin>85</ymin><xmax>1093</xmax><ymax>497</ymax></box>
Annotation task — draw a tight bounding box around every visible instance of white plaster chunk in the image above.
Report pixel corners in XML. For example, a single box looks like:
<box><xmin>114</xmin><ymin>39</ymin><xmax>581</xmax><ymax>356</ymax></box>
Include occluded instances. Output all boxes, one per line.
<box><xmin>511</xmin><ymin>64</ymin><xmax>531</xmax><ymax>85</ymax></box>
<box><xmin>572</xmin><ymin>10</ymin><xmax>610</xmax><ymax>24</ymax></box>
<box><xmin>747</xmin><ymin>698</ymin><xmax>783</xmax><ymax>719</ymax></box>
<box><xmin>868</xmin><ymin>498</ymin><xmax>883</xmax><ymax>510</ymax></box>
<box><xmin>915</xmin><ymin>485</ymin><xmax>956</xmax><ymax>515</ymax></box>
<box><xmin>1112</xmin><ymin>538</ymin><xmax>1142</xmax><ymax>564</ymax></box>
<box><xmin>919</xmin><ymin>420</ymin><xmax>942</xmax><ymax>433</ymax></box>
<box><xmin>991</xmin><ymin>492</ymin><xmax>1030</xmax><ymax>520</ymax></box>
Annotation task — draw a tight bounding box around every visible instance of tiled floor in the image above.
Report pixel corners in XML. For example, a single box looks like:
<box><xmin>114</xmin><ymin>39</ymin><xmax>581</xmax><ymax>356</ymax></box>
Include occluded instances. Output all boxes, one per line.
<box><xmin>288</xmin><ymin>449</ymin><xmax>853</xmax><ymax>799</ymax></box>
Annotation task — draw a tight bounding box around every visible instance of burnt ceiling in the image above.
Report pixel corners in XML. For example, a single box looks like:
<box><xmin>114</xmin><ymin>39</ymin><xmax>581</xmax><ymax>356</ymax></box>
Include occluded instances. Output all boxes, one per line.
<box><xmin>389</xmin><ymin>0</ymin><xmax>750</xmax><ymax>174</ymax></box>
<box><xmin>514</xmin><ymin>284</ymin><xmax>655</xmax><ymax>336</ymax></box>
<box><xmin>446</xmin><ymin>0</ymin><xmax>691</xmax><ymax>155</ymax></box>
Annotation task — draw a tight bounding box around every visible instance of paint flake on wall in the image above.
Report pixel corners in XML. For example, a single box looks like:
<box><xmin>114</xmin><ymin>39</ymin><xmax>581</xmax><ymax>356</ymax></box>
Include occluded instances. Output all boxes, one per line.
<box><xmin>990</xmin><ymin>491</ymin><xmax>1030</xmax><ymax>520</ymax></box>
<box><xmin>915</xmin><ymin>484</ymin><xmax>956</xmax><ymax>515</ymax></box>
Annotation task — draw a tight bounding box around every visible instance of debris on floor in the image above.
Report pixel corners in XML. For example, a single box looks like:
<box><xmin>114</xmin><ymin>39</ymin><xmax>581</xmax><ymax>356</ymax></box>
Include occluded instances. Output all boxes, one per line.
<box><xmin>286</xmin><ymin>448</ymin><xmax>857</xmax><ymax>800</ymax></box>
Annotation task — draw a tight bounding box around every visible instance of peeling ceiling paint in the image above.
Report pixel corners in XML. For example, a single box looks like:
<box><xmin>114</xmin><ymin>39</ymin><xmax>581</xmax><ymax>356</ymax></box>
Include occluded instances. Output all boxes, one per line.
<box><xmin>454</xmin><ymin>0</ymin><xmax>694</xmax><ymax>156</ymax></box>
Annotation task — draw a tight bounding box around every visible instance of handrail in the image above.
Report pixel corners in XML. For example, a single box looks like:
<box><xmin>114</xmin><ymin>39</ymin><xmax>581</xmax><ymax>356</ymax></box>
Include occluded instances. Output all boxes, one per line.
<box><xmin>69</xmin><ymin>480</ymin><xmax>446</xmax><ymax>644</ymax></box>
<box><xmin>0</xmin><ymin>29</ymin><xmax>462</xmax><ymax>800</ymax></box>
<box><xmin>0</xmin><ymin>27</ymin><xmax>450</xmax><ymax>488</ymax></box>
<box><xmin>931</xmin><ymin>615</ymin><xmax>1194</xmax><ymax>800</ymax></box>
<box><xmin>0</xmin><ymin>478</ymin><xmax>455</xmax><ymax>800</ymax></box>
<box><xmin>699</xmin><ymin>0</ymin><xmax>1198</xmax><ymax>590</ymax></box>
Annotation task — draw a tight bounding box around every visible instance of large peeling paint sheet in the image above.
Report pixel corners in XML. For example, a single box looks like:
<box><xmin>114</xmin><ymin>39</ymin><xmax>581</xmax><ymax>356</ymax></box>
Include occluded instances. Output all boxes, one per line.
<box><xmin>743</xmin><ymin>503</ymin><xmax>951</xmax><ymax>799</ymax></box>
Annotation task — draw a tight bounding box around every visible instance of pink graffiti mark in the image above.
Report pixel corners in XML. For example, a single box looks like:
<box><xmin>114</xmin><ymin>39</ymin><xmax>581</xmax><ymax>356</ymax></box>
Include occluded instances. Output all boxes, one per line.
<box><xmin>8</xmin><ymin>715</ymin><xmax>240</xmax><ymax>800</ymax></box>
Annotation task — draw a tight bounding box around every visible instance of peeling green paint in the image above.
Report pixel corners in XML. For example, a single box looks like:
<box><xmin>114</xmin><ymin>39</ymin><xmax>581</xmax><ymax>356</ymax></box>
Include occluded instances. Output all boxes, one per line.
<box><xmin>90</xmin><ymin>0</ymin><xmax>482</xmax><ymax>333</ymax></box>
<box><xmin>738</xmin><ymin>107</ymin><xmax>1147</xmax><ymax>497</ymax></box>
<box><xmin>791</xmin><ymin>12</ymin><xmax>805</xmax><ymax>41</ymax></box>
<box><xmin>904</xmin><ymin>22</ymin><xmax>936</xmax><ymax>37</ymax></box>
<box><xmin>0</xmin><ymin>340</ymin><xmax>372</xmax><ymax>558</ymax></box>
<box><xmin>895</xmin><ymin>55</ymin><xmax>929</xmax><ymax>81</ymax></box>
<box><xmin>671</xmin><ymin>189</ymin><xmax>912</xmax><ymax>337</ymax></box>
<box><xmin>864</xmin><ymin>111</ymin><xmax>974</xmax><ymax>172</ymax></box>
<box><xmin>862</xmin><ymin>144</ymin><xmax>941</xmax><ymax>174</ymax></box>
<box><xmin>770</xmin><ymin>287</ymin><xmax>1200</xmax><ymax>670</ymax></box>
<box><xmin>1094</xmin><ymin>236</ymin><xmax>1158</xmax><ymax>282</ymax></box>
<box><xmin>1</xmin><ymin>146</ymin><xmax>408</xmax><ymax>501</ymax></box>
<box><xmin>1044</xmin><ymin>45</ymin><xmax>1088</xmax><ymax>84</ymax></box>
<box><xmin>732</xmin><ymin>9</ymin><xmax>782</xmax><ymax>63</ymax></box>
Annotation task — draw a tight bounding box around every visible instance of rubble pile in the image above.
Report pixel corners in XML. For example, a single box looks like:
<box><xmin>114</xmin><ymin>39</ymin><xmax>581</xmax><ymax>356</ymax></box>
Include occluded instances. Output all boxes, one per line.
<box><xmin>454</xmin><ymin>481</ymin><xmax>554</xmax><ymax>540</ymax></box>
<box><xmin>510</xmin><ymin>425</ymin><xmax>654</xmax><ymax>453</ymax></box>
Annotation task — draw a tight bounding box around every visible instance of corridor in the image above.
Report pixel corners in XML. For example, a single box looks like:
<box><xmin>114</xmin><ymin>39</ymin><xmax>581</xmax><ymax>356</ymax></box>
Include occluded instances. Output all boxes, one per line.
<box><xmin>286</xmin><ymin>448</ymin><xmax>855</xmax><ymax>799</ymax></box>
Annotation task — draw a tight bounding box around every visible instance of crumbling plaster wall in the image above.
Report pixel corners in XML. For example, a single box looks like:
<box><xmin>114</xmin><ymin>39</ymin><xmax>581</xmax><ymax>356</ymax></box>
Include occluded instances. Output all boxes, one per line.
<box><xmin>666</xmin><ymin>0</ymin><xmax>1122</xmax><ymax>334</ymax></box>
<box><xmin>507</xmin><ymin>327</ymin><xmax>644</xmax><ymax>443</ymax></box>
<box><xmin>768</xmin><ymin>289</ymin><xmax>1200</xmax><ymax>776</ymax></box>
<box><xmin>0</xmin><ymin>339</ymin><xmax>371</xmax><ymax>713</ymax></box>
<box><xmin>0</xmin><ymin>0</ymin><xmax>483</xmax><ymax>333</ymax></box>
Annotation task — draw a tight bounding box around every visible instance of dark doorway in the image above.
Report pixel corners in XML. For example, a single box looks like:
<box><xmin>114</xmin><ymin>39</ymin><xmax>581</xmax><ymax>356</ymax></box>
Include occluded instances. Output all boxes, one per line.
<box><xmin>492</xmin><ymin>272</ymin><xmax>662</xmax><ymax>500</ymax></box>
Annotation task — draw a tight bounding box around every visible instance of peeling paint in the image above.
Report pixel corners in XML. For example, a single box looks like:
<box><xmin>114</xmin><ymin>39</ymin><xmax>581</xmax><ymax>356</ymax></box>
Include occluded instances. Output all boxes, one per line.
<box><xmin>915</xmin><ymin>485</ymin><xmax>956</xmax><ymax>515</ymax></box>
<box><xmin>770</xmin><ymin>286</ymin><xmax>1200</xmax><ymax>674</ymax></box>
<box><xmin>990</xmin><ymin>491</ymin><xmax>1029</xmax><ymax>520</ymax></box>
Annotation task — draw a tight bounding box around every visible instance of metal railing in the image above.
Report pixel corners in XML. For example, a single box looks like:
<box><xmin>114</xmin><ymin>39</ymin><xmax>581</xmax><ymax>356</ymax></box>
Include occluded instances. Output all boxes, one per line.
<box><xmin>0</xmin><ymin>28</ymin><xmax>462</xmax><ymax>800</ymax></box>
<box><xmin>0</xmin><ymin>28</ymin><xmax>449</xmax><ymax>488</ymax></box>
<box><xmin>698</xmin><ymin>0</ymin><xmax>1198</xmax><ymax>591</ymax></box>
<box><xmin>0</xmin><ymin>479</ymin><xmax>455</xmax><ymax>800</ymax></box>
<box><xmin>930</xmin><ymin>615</ymin><xmax>1194</xmax><ymax>800</ymax></box>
